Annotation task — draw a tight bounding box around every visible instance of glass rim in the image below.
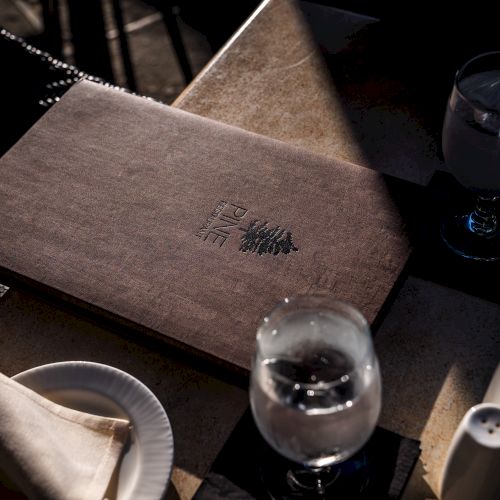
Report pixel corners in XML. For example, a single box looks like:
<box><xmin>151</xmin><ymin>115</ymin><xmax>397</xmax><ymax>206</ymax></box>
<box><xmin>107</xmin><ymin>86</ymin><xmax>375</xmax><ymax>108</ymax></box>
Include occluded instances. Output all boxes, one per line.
<box><xmin>254</xmin><ymin>295</ymin><xmax>373</xmax><ymax>388</ymax></box>
<box><xmin>454</xmin><ymin>51</ymin><xmax>500</xmax><ymax>114</ymax></box>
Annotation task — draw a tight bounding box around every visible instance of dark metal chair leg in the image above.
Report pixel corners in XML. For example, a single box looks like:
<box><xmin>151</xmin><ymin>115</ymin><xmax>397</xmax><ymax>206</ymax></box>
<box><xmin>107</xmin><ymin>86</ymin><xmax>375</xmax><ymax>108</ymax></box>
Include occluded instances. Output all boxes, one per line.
<box><xmin>110</xmin><ymin>0</ymin><xmax>138</xmax><ymax>92</ymax></box>
<box><xmin>39</xmin><ymin>0</ymin><xmax>63</xmax><ymax>58</ymax></box>
<box><xmin>65</xmin><ymin>0</ymin><xmax>115</xmax><ymax>82</ymax></box>
<box><xmin>159</xmin><ymin>3</ymin><xmax>193</xmax><ymax>84</ymax></box>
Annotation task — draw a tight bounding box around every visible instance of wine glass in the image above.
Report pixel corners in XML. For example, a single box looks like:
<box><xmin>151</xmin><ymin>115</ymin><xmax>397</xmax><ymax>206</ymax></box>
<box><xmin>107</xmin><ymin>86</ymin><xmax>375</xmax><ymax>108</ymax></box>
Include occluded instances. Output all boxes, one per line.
<box><xmin>249</xmin><ymin>295</ymin><xmax>381</xmax><ymax>498</ymax></box>
<box><xmin>441</xmin><ymin>51</ymin><xmax>500</xmax><ymax>261</ymax></box>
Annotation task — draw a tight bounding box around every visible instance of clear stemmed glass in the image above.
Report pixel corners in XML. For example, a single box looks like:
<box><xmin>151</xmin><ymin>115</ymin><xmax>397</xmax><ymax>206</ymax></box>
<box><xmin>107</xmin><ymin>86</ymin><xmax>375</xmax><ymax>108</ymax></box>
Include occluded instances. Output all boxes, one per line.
<box><xmin>441</xmin><ymin>51</ymin><xmax>500</xmax><ymax>261</ymax></box>
<box><xmin>249</xmin><ymin>296</ymin><xmax>381</xmax><ymax>498</ymax></box>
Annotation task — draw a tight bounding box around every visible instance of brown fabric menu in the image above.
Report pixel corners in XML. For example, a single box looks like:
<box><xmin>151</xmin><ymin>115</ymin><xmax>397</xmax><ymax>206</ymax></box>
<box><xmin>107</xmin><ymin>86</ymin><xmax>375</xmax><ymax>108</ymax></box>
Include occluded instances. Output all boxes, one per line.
<box><xmin>0</xmin><ymin>81</ymin><xmax>410</xmax><ymax>370</ymax></box>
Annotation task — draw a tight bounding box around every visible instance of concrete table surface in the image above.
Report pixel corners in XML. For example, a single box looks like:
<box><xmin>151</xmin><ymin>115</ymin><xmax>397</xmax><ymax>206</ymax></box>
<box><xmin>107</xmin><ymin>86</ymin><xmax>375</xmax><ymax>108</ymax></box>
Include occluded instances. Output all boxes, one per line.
<box><xmin>1</xmin><ymin>1</ymin><xmax>499</xmax><ymax>499</ymax></box>
<box><xmin>174</xmin><ymin>0</ymin><xmax>441</xmax><ymax>186</ymax></box>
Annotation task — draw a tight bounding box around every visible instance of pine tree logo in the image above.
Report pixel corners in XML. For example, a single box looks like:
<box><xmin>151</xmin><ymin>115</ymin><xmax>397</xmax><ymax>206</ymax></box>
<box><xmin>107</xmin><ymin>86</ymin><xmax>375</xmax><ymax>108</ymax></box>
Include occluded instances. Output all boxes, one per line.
<box><xmin>239</xmin><ymin>220</ymin><xmax>299</xmax><ymax>256</ymax></box>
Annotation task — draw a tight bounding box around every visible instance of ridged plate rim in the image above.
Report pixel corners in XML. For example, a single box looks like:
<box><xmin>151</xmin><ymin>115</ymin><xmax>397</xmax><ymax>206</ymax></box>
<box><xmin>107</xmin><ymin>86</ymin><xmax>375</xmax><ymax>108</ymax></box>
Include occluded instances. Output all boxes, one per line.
<box><xmin>12</xmin><ymin>360</ymin><xmax>174</xmax><ymax>500</ymax></box>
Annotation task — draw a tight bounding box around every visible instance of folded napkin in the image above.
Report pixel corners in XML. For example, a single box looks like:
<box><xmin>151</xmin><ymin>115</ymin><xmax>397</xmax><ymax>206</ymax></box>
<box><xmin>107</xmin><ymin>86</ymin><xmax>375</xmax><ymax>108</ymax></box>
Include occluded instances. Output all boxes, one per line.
<box><xmin>0</xmin><ymin>372</ymin><xmax>130</xmax><ymax>500</ymax></box>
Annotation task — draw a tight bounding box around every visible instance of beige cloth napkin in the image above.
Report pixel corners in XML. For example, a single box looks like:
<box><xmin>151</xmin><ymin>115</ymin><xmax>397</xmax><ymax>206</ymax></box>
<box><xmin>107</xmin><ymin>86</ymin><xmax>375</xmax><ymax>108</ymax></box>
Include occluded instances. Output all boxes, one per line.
<box><xmin>0</xmin><ymin>372</ymin><xmax>130</xmax><ymax>500</ymax></box>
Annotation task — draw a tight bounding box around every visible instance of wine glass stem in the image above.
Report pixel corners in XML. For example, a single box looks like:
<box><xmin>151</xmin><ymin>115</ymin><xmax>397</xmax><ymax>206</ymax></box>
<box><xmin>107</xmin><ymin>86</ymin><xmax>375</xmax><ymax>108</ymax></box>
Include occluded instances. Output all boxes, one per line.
<box><xmin>467</xmin><ymin>196</ymin><xmax>499</xmax><ymax>236</ymax></box>
<box><xmin>309</xmin><ymin>467</ymin><xmax>327</xmax><ymax>496</ymax></box>
<box><xmin>287</xmin><ymin>465</ymin><xmax>339</xmax><ymax>497</ymax></box>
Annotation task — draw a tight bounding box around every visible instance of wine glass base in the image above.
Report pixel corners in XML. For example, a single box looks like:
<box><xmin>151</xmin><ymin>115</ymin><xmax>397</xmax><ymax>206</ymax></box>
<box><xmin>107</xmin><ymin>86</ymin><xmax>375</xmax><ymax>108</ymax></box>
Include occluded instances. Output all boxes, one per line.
<box><xmin>441</xmin><ymin>214</ymin><xmax>500</xmax><ymax>262</ymax></box>
<box><xmin>258</xmin><ymin>451</ymin><xmax>370</xmax><ymax>499</ymax></box>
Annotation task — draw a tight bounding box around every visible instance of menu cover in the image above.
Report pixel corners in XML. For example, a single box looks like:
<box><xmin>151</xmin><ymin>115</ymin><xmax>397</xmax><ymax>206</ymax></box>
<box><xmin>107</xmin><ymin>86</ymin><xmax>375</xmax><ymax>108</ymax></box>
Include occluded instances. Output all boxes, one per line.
<box><xmin>0</xmin><ymin>81</ymin><xmax>410</xmax><ymax>371</ymax></box>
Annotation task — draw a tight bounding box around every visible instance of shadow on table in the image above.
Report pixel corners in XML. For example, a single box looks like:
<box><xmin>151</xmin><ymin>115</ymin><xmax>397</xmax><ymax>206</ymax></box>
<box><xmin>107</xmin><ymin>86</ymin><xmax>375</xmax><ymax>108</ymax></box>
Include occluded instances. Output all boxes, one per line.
<box><xmin>401</xmin><ymin>458</ymin><xmax>436</xmax><ymax>500</ymax></box>
<box><xmin>298</xmin><ymin>0</ymin><xmax>500</xmax><ymax>437</ymax></box>
<box><xmin>294</xmin><ymin>7</ymin><xmax>500</xmax><ymax>494</ymax></box>
<box><xmin>300</xmin><ymin>2</ymin><xmax>500</xmax><ymax>186</ymax></box>
<box><xmin>194</xmin><ymin>410</ymin><xmax>420</xmax><ymax>500</ymax></box>
<box><xmin>372</xmin><ymin>176</ymin><xmax>500</xmax><ymax>491</ymax></box>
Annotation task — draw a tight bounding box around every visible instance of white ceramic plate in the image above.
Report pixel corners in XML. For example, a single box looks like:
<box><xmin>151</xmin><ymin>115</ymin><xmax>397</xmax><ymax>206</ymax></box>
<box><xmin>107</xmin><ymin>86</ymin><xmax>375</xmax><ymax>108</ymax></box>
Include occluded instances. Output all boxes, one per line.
<box><xmin>13</xmin><ymin>361</ymin><xmax>174</xmax><ymax>500</ymax></box>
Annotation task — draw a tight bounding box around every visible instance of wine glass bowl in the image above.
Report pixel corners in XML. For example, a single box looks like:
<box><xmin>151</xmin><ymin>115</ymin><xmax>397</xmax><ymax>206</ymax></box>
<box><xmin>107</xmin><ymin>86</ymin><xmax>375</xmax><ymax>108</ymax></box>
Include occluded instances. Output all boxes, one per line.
<box><xmin>249</xmin><ymin>296</ymin><xmax>381</xmax><ymax>497</ymax></box>
<box><xmin>441</xmin><ymin>51</ymin><xmax>500</xmax><ymax>260</ymax></box>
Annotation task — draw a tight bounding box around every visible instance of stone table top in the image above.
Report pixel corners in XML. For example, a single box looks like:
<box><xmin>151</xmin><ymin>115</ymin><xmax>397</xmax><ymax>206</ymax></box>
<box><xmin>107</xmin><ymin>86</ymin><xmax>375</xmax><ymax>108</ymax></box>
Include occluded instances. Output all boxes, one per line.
<box><xmin>1</xmin><ymin>1</ymin><xmax>499</xmax><ymax>499</ymax></box>
<box><xmin>174</xmin><ymin>0</ymin><xmax>442</xmax><ymax>186</ymax></box>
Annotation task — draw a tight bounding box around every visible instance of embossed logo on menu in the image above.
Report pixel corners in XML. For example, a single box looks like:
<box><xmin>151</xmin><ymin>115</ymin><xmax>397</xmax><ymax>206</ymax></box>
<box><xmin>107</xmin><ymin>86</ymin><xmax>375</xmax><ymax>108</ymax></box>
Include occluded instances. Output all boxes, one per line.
<box><xmin>196</xmin><ymin>201</ymin><xmax>299</xmax><ymax>256</ymax></box>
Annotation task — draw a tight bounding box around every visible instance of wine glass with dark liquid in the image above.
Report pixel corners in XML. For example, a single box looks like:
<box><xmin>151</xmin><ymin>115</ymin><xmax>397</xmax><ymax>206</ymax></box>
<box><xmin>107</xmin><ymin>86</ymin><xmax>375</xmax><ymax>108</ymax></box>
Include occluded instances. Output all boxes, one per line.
<box><xmin>250</xmin><ymin>296</ymin><xmax>381</xmax><ymax>498</ymax></box>
<box><xmin>441</xmin><ymin>51</ymin><xmax>500</xmax><ymax>260</ymax></box>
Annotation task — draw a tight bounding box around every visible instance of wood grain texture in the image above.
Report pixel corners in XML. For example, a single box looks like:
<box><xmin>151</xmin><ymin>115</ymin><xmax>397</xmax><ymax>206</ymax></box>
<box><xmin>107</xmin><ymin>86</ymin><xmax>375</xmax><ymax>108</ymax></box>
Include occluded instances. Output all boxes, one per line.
<box><xmin>0</xmin><ymin>81</ymin><xmax>410</xmax><ymax>370</ymax></box>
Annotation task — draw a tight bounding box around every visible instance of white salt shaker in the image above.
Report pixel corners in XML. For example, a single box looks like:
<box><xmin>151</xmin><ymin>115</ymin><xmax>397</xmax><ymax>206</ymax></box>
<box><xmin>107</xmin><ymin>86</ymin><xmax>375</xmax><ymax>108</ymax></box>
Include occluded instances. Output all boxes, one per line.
<box><xmin>440</xmin><ymin>364</ymin><xmax>500</xmax><ymax>500</ymax></box>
